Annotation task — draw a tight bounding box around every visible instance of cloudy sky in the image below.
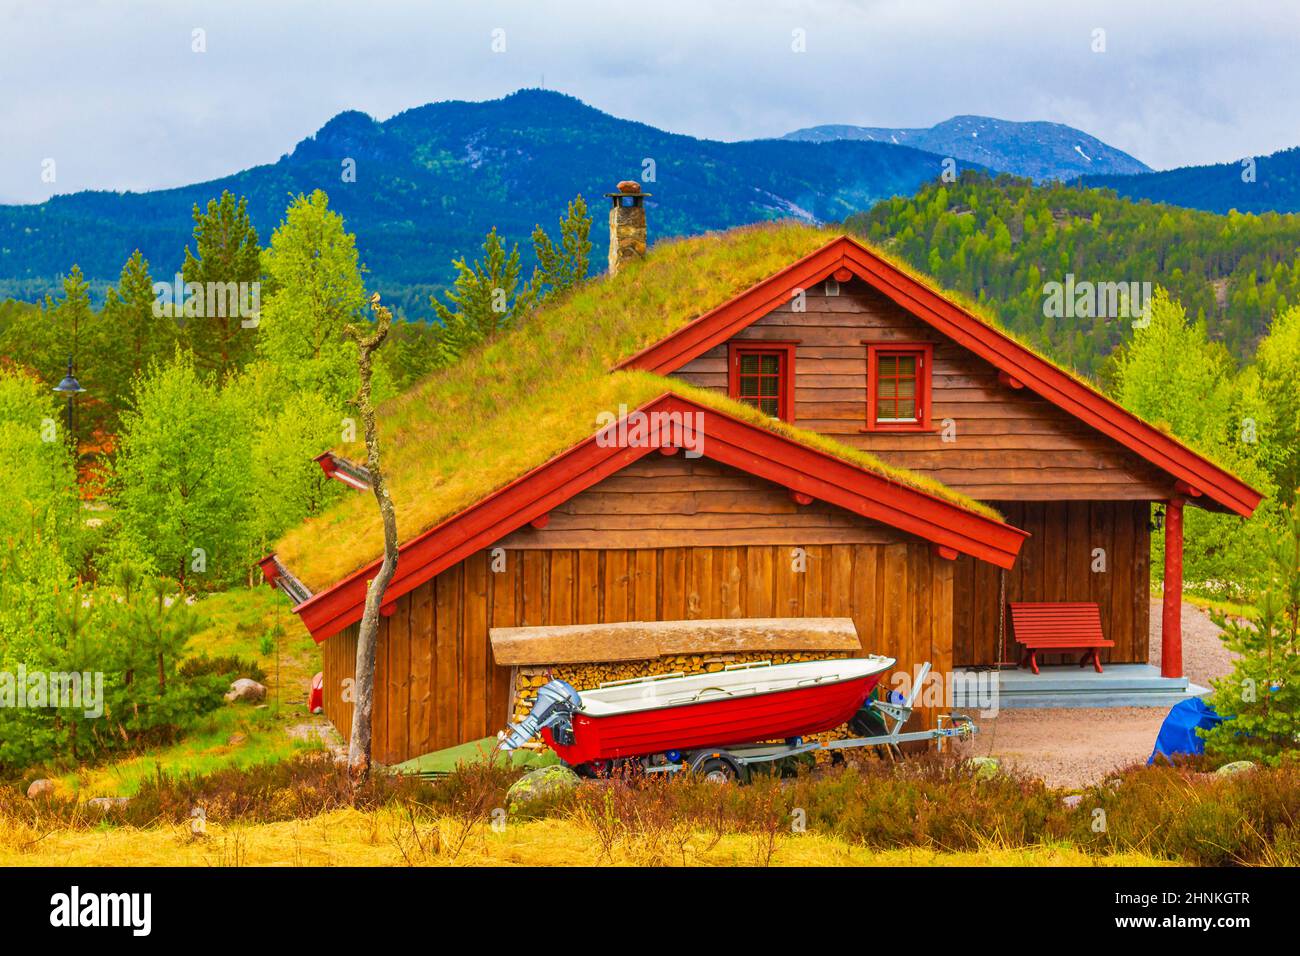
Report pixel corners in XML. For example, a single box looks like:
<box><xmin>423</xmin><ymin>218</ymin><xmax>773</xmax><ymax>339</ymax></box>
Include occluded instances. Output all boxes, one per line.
<box><xmin>1</xmin><ymin>0</ymin><xmax>1296</xmax><ymax>203</ymax></box>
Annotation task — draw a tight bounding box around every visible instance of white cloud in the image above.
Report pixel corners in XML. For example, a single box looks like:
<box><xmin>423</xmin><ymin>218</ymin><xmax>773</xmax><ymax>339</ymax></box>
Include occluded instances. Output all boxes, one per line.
<box><xmin>1</xmin><ymin>0</ymin><xmax>1297</xmax><ymax>203</ymax></box>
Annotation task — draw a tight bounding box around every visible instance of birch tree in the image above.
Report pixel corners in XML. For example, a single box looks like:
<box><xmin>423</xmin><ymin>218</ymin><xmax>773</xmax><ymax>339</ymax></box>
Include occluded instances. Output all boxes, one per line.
<box><xmin>346</xmin><ymin>293</ymin><xmax>398</xmax><ymax>784</ymax></box>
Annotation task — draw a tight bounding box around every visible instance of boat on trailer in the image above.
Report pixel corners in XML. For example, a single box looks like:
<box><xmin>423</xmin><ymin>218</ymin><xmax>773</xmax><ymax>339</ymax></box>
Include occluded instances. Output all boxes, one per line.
<box><xmin>499</xmin><ymin>657</ymin><xmax>977</xmax><ymax>780</ymax></box>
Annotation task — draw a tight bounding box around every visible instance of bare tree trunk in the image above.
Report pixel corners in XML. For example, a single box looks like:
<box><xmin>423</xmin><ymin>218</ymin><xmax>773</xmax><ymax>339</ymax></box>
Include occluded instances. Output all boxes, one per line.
<box><xmin>346</xmin><ymin>294</ymin><xmax>398</xmax><ymax>787</ymax></box>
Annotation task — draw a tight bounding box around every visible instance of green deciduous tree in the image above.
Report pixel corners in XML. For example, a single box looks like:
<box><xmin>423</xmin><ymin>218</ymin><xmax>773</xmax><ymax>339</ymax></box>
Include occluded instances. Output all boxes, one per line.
<box><xmin>112</xmin><ymin>351</ymin><xmax>253</xmax><ymax>589</ymax></box>
<box><xmin>256</xmin><ymin>190</ymin><xmax>370</xmax><ymax>406</ymax></box>
<box><xmin>1114</xmin><ymin>290</ymin><xmax>1274</xmax><ymax>595</ymax></box>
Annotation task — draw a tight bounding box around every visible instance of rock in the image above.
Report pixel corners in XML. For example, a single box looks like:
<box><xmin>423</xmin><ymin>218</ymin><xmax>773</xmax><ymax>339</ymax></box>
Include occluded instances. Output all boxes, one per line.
<box><xmin>1062</xmin><ymin>794</ymin><xmax>1085</xmax><ymax>809</ymax></box>
<box><xmin>1216</xmin><ymin>760</ymin><xmax>1256</xmax><ymax>776</ymax></box>
<box><xmin>965</xmin><ymin>756</ymin><xmax>1000</xmax><ymax>780</ymax></box>
<box><xmin>86</xmin><ymin>796</ymin><xmax>129</xmax><ymax>812</ymax></box>
<box><xmin>26</xmin><ymin>779</ymin><xmax>56</xmax><ymax>800</ymax></box>
<box><xmin>616</xmin><ymin>181</ymin><xmax>641</xmax><ymax>194</ymax></box>
<box><xmin>224</xmin><ymin>678</ymin><xmax>267</xmax><ymax>703</ymax></box>
<box><xmin>507</xmin><ymin>765</ymin><xmax>580</xmax><ymax>806</ymax></box>
<box><xmin>226</xmin><ymin>732</ymin><xmax>248</xmax><ymax>746</ymax></box>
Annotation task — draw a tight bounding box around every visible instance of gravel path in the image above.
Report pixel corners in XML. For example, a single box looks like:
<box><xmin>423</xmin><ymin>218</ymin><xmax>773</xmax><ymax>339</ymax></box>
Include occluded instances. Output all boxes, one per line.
<box><xmin>959</xmin><ymin>601</ymin><xmax>1236</xmax><ymax>789</ymax></box>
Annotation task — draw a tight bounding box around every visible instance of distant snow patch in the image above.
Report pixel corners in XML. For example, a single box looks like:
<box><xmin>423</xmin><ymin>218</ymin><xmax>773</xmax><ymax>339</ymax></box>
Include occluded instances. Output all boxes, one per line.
<box><xmin>1073</xmin><ymin>144</ymin><xmax>1092</xmax><ymax>162</ymax></box>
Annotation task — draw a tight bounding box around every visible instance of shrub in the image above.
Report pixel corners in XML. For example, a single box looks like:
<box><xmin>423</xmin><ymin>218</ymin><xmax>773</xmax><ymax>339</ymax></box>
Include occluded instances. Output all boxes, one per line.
<box><xmin>178</xmin><ymin>654</ymin><xmax>267</xmax><ymax>685</ymax></box>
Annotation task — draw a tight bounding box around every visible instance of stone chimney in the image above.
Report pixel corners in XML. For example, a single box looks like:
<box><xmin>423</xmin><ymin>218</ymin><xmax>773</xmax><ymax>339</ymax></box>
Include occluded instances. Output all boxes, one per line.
<box><xmin>606</xmin><ymin>180</ymin><xmax>650</xmax><ymax>274</ymax></box>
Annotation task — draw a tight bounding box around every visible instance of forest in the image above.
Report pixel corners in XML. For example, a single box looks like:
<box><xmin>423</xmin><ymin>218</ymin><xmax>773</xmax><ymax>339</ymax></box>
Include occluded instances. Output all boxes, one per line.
<box><xmin>2</xmin><ymin>173</ymin><xmax>1299</xmax><ymax>776</ymax></box>
<box><xmin>848</xmin><ymin>171</ymin><xmax>1300</xmax><ymax>375</ymax></box>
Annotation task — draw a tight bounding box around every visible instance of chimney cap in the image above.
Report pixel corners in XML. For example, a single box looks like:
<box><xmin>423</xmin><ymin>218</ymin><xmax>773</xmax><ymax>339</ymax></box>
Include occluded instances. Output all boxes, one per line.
<box><xmin>605</xmin><ymin>180</ymin><xmax>651</xmax><ymax>198</ymax></box>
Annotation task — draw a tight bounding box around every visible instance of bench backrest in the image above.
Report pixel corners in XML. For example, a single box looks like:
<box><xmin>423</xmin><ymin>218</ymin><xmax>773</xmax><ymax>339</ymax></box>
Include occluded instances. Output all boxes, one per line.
<box><xmin>1008</xmin><ymin>601</ymin><xmax>1107</xmax><ymax>645</ymax></box>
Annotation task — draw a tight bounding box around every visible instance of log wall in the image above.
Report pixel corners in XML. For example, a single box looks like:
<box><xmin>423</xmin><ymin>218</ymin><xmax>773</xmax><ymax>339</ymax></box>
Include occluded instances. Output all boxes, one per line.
<box><xmin>671</xmin><ymin>279</ymin><xmax>1177</xmax><ymax>502</ymax></box>
<box><xmin>321</xmin><ymin>540</ymin><xmax>954</xmax><ymax>766</ymax></box>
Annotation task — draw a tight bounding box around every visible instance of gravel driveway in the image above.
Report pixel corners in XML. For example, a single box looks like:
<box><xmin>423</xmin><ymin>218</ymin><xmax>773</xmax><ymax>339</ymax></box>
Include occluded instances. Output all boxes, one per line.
<box><xmin>959</xmin><ymin>601</ymin><xmax>1236</xmax><ymax>789</ymax></box>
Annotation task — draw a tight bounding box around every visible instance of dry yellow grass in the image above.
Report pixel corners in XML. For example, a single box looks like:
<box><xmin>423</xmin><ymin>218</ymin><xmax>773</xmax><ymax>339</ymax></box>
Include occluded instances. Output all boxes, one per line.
<box><xmin>275</xmin><ymin>223</ymin><xmax>1001</xmax><ymax>591</ymax></box>
<box><xmin>0</xmin><ymin>808</ymin><xmax>1171</xmax><ymax>868</ymax></box>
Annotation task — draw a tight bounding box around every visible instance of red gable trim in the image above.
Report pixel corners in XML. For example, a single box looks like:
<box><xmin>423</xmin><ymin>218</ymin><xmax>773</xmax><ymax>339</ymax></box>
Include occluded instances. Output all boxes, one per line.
<box><xmin>279</xmin><ymin>393</ymin><xmax>1026</xmax><ymax>642</ymax></box>
<box><xmin>620</xmin><ymin>235</ymin><xmax>1262</xmax><ymax>518</ymax></box>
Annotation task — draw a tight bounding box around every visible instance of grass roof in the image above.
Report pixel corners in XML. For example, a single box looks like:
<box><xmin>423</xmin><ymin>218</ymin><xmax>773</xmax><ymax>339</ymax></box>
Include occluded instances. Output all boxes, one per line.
<box><xmin>274</xmin><ymin>223</ymin><xmax>1002</xmax><ymax>592</ymax></box>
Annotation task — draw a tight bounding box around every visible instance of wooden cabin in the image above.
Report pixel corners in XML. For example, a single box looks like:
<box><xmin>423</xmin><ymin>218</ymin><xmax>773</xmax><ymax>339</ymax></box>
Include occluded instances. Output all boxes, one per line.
<box><xmin>261</xmin><ymin>189</ymin><xmax>1260</xmax><ymax>766</ymax></box>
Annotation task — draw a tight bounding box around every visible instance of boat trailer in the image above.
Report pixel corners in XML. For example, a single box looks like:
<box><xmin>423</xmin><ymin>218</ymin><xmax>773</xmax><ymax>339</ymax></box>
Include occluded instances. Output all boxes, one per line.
<box><xmin>505</xmin><ymin>660</ymin><xmax>977</xmax><ymax>783</ymax></box>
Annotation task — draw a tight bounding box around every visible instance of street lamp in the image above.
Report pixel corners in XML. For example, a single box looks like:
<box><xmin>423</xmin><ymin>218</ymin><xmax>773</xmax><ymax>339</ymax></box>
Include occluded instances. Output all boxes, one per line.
<box><xmin>52</xmin><ymin>355</ymin><xmax>85</xmax><ymax>450</ymax></box>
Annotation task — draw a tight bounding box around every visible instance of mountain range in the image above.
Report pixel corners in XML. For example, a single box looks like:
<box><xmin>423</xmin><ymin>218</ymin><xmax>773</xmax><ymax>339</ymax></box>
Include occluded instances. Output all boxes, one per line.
<box><xmin>783</xmin><ymin>115</ymin><xmax>1150</xmax><ymax>181</ymax></box>
<box><xmin>2</xmin><ymin>89</ymin><xmax>1298</xmax><ymax>319</ymax></box>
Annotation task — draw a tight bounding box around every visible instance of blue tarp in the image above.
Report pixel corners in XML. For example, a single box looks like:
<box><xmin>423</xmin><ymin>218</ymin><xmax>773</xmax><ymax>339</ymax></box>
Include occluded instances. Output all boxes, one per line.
<box><xmin>1149</xmin><ymin>697</ymin><xmax>1224</xmax><ymax>764</ymax></box>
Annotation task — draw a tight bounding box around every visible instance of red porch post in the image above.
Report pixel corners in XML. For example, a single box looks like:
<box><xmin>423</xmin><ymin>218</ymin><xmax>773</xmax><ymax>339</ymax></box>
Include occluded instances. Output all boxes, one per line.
<box><xmin>1160</xmin><ymin>496</ymin><xmax>1185</xmax><ymax>678</ymax></box>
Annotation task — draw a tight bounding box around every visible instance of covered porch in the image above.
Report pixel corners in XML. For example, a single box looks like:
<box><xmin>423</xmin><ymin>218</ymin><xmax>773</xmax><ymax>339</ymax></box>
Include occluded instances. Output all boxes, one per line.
<box><xmin>953</xmin><ymin>494</ymin><xmax>1197</xmax><ymax>688</ymax></box>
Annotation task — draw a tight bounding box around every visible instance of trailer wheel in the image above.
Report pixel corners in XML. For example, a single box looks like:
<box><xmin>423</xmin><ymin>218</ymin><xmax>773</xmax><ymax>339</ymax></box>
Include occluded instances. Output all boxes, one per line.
<box><xmin>690</xmin><ymin>751</ymin><xmax>743</xmax><ymax>784</ymax></box>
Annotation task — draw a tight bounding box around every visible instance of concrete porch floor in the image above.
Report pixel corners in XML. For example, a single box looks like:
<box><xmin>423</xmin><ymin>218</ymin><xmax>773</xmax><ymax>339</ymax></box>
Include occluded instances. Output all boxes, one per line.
<box><xmin>954</xmin><ymin>662</ymin><xmax>1210</xmax><ymax>710</ymax></box>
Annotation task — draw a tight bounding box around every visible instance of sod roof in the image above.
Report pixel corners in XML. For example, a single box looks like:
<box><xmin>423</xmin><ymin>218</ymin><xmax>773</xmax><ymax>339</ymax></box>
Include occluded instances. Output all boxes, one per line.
<box><xmin>273</xmin><ymin>222</ymin><xmax>1007</xmax><ymax>592</ymax></box>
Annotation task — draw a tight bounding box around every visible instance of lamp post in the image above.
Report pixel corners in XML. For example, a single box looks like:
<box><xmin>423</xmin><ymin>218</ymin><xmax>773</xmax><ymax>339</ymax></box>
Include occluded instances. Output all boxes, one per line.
<box><xmin>52</xmin><ymin>355</ymin><xmax>85</xmax><ymax>451</ymax></box>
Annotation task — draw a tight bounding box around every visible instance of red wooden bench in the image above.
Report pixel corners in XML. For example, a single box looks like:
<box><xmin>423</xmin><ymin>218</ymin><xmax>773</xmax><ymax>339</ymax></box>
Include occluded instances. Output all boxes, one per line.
<box><xmin>1009</xmin><ymin>602</ymin><xmax>1114</xmax><ymax>674</ymax></box>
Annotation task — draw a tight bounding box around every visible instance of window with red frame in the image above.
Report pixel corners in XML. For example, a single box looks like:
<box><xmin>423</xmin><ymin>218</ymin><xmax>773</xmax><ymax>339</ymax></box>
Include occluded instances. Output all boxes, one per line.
<box><xmin>864</xmin><ymin>343</ymin><xmax>932</xmax><ymax>431</ymax></box>
<box><xmin>728</xmin><ymin>342</ymin><xmax>795</xmax><ymax>422</ymax></box>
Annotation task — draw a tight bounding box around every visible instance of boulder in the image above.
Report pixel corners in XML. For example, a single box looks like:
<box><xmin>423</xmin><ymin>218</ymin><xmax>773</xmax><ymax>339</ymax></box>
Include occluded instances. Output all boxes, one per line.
<box><xmin>1216</xmin><ymin>760</ymin><xmax>1256</xmax><ymax>776</ymax></box>
<box><xmin>1061</xmin><ymin>794</ymin><xmax>1085</xmax><ymax>809</ymax></box>
<box><xmin>224</xmin><ymin>678</ymin><xmax>267</xmax><ymax>703</ymax></box>
<box><xmin>86</xmin><ymin>796</ymin><xmax>130</xmax><ymax>812</ymax></box>
<box><xmin>964</xmin><ymin>756</ymin><xmax>1000</xmax><ymax>780</ymax></box>
<box><xmin>226</xmin><ymin>732</ymin><xmax>248</xmax><ymax>746</ymax></box>
<box><xmin>26</xmin><ymin>779</ymin><xmax>56</xmax><ymax>800</ymax></box>
<box><xmin>507</xmin><ymin>765</ymin><xmax>580</xmax><ymax>806</ymax></box>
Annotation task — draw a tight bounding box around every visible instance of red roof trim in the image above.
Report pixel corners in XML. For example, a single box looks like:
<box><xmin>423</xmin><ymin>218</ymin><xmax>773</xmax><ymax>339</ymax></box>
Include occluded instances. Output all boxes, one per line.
<box><xmin>279</xmin><ymin>393</ymin><xmax>1026</xmax><ymax>642</ymax></box>
<box><xmin>621</xmin><ymin>235</ymin><xmax>1262</xmax><ymax>518</ymax></box>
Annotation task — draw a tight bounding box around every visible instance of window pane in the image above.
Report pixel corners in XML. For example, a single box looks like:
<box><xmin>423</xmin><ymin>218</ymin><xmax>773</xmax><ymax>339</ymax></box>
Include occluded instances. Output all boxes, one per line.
<box><xmin>878</xmin><ymin>378</ymin><xmax>898</xmax><ymax>399</ymax></box>
<box><xmin>759</xmin><ymin>354</ymin><xmax>780</xmax><ymax>375</ymax></box>
<box><xmin>896</xmin><ymin>398</ymin><xmax>916</xmax><ymax>420</ymax></box>
<box><xmin>759</xmin><ymin>397</ymin><xmax>779</xmax><ymax>417</ymax></box>
<box><xmin>895</xmin><ymin>355</ymin><xmax>917</xmax><ymax>377</ymax></box>
<box><xmin>739</xmin><ymin>376</ymin><xmax>759</xmax><ymax>397</ymax></box>
<box><xmin>740</xmin><ymin>354</ymin><xmax>759</xmax><ymax>374</ymax></box>
<box><xmin>897</xmin><ymin>378</ymin><xmax>915</xmax><ymax>399</ymax></box>
<box><xmin>878</xmin><ymin>355</ymin><xmax>897</xmax><ymax>377</ymax></box>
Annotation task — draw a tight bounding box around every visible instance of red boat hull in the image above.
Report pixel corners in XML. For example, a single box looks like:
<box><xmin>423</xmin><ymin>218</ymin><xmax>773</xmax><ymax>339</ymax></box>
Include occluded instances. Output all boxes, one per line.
<box><xmin>541</xmin><ymin>671</ymin><xmax>884</xmax><ymax>765</ymax></box>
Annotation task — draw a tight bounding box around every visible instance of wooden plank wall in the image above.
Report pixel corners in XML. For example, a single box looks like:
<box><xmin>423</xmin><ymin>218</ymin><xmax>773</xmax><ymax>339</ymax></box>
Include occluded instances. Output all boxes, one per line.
<box><xmin>496</xmin><ymin>456</ymin><xmax>908</xmax><ymax>550</ymax></box>
<box><xmin>953</xmin><ymin>500</ymin><xmax>1151</xmax><ymax>667</ymax></box>
<box><xmin>671</xmin><ymin>279</ymin><xmax>1176</xmax><ymax>502</ymax></box>
<box><xmin>322</xmin><ymin>541</ymin><xmax>954</xmax><ymax>765</ymax></box>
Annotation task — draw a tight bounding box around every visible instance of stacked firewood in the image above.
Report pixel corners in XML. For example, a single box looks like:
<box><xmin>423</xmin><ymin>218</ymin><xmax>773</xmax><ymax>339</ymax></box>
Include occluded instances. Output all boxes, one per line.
<box><xmin>510</xmin><ymin>651</ymin><xmax>861</xmax><ymax>755</ymax></box>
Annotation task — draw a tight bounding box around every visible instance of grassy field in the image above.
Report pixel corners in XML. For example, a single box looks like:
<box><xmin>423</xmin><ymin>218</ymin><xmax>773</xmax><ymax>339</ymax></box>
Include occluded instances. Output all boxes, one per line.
<box><xmin>0</xmin><ymin>808</ymin><xmax>1170</xmax><ymax>867</ymax></box>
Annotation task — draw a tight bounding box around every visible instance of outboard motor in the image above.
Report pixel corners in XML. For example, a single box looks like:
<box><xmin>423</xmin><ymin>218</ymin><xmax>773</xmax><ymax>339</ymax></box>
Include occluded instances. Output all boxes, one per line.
<box><xmin>499</xmin><ymin>679</ymin><xmax>582</xmax><ymax>751</ymax></box>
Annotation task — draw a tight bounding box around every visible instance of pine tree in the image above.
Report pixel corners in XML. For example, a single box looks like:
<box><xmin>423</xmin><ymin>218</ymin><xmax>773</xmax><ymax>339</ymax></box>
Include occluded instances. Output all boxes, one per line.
<box><xmin>431</xmin><ymin>227</ymin><xmax>535</xmax><ymax>366</ymax></box>
<box><xmin>531</xmin><ymin>194</ymin><xmax>592</xmax><ymax>297</ymax></box>
<box><xmin>1204</xmin><ymin>500</ymin><xmax>1300</xmax><ymax>765</ymax></box>
<box><xmin>181</xmin><ymin>191</ymin><xmax>262</xmax><ymax>379</ymax></box>
<box><xmin>95</xmin><ymin>251</ymin><xmax>176</xmax><ymax>426</ymax></box>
